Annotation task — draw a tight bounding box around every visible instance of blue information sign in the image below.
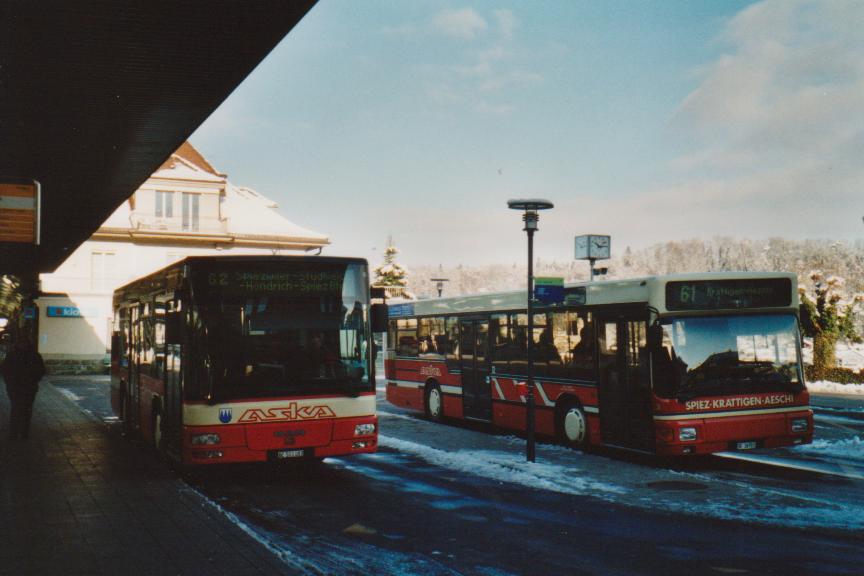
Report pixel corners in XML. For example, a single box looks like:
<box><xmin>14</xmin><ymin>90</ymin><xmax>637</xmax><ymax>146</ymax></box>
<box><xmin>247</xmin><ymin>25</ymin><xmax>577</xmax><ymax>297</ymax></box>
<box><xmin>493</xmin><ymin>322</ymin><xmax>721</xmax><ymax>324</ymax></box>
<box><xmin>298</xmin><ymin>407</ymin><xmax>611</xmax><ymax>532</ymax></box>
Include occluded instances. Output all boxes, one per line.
<box><xmin>388</xmin><ymin>302</ymin><xmax>416</xmax><ymax>318</ymax></box>
<box><xmin>535</xmin><ymin>277</ymin><xmax>564</xmax><ymax>305</ymax></box>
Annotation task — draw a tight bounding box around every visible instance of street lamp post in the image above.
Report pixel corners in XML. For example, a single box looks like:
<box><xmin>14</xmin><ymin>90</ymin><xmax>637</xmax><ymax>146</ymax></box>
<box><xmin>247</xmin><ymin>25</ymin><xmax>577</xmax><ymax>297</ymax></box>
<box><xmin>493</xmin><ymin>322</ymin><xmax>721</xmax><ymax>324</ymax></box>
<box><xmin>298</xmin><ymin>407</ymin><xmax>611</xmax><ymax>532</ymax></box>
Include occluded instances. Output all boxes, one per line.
<box><xmin>507</xmin><ymin>198</ymin><xmax>554</xmax><ymax>463</ymax></box>
<box><xmin>430</xmin><ymin>277</ymin><xmax>449</xmax><ymax>298</ymax></box>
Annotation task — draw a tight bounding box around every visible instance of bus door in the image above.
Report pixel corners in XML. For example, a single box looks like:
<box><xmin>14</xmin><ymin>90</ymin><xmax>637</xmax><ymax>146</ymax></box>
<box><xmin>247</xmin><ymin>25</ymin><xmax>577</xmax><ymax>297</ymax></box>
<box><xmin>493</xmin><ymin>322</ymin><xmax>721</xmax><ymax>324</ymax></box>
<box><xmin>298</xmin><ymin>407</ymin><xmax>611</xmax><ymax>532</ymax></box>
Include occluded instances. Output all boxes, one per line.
<box><xmin>162</xmin><ymin>304</ymin><xmax>183</xmax><ymax>453</ymax></box>
<box><xmin>460</xmin><ymin>318</ymin><xmax>491</xmax><ymax>421</ymax></box>
<box><xmin>596</xmin><ymin>314</ymin><xmax>655</xmax><ymax>451</ymax></box>
<box><xmin>126</xmin><ymin>304</ymin><xmax>143</xmax><ymax>432</ymax></box>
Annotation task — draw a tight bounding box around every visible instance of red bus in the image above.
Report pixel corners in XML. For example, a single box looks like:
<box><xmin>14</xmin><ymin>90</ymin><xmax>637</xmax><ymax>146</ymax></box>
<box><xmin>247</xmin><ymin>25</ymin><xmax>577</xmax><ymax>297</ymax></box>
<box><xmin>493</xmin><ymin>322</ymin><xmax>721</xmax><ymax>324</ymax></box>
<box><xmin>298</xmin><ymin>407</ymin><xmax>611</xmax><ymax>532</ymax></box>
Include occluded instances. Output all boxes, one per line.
<box><xmin>385</xmin><ymin>272</ymin><xmax>813</xmax><ymax>456</ymax></box>
<box><xmin>111</xmin><ymin>256</ymin><xmax>381</xmax><ymax>466</ymax></box>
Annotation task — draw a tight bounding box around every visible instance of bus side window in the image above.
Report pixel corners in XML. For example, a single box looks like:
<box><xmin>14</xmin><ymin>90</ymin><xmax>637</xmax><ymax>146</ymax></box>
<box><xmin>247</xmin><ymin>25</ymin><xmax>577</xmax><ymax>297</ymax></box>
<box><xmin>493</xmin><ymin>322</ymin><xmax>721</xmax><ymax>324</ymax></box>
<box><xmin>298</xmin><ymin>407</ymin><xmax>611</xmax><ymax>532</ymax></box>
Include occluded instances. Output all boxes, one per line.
<box><xmin>600</xmin><ymin>321</ymin><xmax>617</xmax><ymax>355</ymax></box>
<box><xmin>490</xmin><ymin>314</ymin><xmax>509</xmax><ymax>374</ymax></box>
<box><xmin>418</xmin><ymin>317</ymin><xmax>445</xmax><ymax>357</ymax></box>
<box><xmin>430</xmin><ymin>317</ymin><xmax>446</xmax><ymax>357</ymax></box>
<box><xmin>387</xmin><ymin>320</ymin><xmax>397</xmax><ymax>351</ymax></box>
<box><xmin>507</xmin><ymin>314</ymin><xmax>527</xmax><ymax>375</ymax></box>
<box><xmin>396</xmin><ymin>318</ymin><xmax>418</xmax><ymax>356</ymax></box>
<box><xmin>569</xmin><ymin>312</ymin><xmax>595</xmax><ymax>381</ymax></box>
<box><xmin>434</xmin><ymin>333</ymin><xmax>449</xmax><ymax>355</ymax></box>
<box><xmin>531</xmin><ymin>313</ymin><xmax>552</xmax><ymax>378</ymax></box>
<box><xmin>548</xmin><ymin>311</ymin><xmax>571</xmax><ymax>379</ymax></box>
<box><xmin>444</xmin><ymin>317</ymin><xmax>460</xmax><ymax>371</ymax></box>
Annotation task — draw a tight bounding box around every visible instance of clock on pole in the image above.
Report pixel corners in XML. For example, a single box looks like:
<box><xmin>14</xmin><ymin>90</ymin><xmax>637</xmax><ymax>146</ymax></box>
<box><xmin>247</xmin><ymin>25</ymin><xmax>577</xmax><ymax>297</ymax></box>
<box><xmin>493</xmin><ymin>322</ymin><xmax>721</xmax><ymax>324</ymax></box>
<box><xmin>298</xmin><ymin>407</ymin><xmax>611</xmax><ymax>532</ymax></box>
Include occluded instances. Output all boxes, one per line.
<box><xmin>574</xmin><ymin>234</ymin><xmax>611</xmax><ymax>280</ymax></box>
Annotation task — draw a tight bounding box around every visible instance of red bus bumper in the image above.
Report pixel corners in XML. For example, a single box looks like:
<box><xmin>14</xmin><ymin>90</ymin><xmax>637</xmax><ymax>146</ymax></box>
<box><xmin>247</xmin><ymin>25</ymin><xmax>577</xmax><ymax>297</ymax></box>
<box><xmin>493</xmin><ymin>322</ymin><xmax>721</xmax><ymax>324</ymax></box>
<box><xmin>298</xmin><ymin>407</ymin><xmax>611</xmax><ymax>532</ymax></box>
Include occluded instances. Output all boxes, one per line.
<box><xmin>181</xmin><ymin>415</ymin><xmax>378</xmax><ymax>466</ymax></box>
<box><xmin>653</xmin><ymin>409</ymin><xmax>813</xmax><ymax>456</ymax></box>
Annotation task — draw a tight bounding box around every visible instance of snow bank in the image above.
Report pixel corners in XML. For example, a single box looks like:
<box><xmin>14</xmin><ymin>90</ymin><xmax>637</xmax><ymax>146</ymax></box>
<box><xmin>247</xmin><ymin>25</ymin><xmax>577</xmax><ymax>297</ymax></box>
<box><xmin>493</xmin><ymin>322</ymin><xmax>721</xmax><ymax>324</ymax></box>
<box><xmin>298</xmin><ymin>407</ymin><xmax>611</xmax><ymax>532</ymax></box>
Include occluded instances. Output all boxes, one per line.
<box><xmin>795</xmin><ymin>436</ymin><xmax>863</xmax><ymax>459</ymax></box>
<box><xmin>378</xmin><ymin>435</ymin><xmax>626</xmax><ymax>497</ymax></box>
<box><xmin>57</xmin><ymin>388</ymin><xmax>83</xmax><ymax>402</ymax></box>
<box><xmin>807</xmin><ymin>380</ymin><xmax>864</xmax><ymax>396</ymax></box>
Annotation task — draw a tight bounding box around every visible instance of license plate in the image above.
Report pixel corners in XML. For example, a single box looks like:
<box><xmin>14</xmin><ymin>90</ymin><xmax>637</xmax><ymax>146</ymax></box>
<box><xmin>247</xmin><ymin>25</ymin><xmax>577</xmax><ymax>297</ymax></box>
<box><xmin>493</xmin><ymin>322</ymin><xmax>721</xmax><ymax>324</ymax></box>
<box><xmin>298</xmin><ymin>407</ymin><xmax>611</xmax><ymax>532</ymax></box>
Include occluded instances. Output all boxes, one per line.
<box><xmin>275</xmin><ymin>449</ymin><xmax>304</xmax><ymax>459</ymax></box>
<box><xmin>736</xmin><ymin>441</ymin><xmax>757</xmax><ymax>450</ymax></box>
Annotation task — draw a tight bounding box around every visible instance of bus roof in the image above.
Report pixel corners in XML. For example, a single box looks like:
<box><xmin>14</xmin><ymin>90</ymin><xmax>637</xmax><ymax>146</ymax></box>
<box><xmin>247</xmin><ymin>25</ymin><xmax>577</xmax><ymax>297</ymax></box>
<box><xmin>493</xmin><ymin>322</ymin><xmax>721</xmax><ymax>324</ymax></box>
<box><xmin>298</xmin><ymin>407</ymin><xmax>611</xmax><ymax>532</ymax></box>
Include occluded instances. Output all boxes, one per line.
<box><xmin>392</xmin><ymin>271</ymin><xmax>798</xmax><ymax>318</ymax></box>
<box><xmin>113</xmin><ymin>254</ymin><xmax>368</xmax><ymax>306</ymax></box>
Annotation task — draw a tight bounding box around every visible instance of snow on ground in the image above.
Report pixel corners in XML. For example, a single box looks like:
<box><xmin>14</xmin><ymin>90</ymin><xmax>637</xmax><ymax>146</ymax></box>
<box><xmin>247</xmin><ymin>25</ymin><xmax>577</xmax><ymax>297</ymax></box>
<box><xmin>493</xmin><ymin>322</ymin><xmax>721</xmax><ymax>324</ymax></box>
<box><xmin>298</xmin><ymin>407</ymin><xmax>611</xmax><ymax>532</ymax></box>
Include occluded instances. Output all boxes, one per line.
<box><xmin>378</xmin><ymin>435</ymin><xmax>626</xmax><ymax>498</ymax></box>
<box><xmin>195</xmin><ymin>486</ymin><xmax>463</xmax><ymax>576</ymax></box>
<box><xmin>802</xmin><ymin>338</ymin><xmax>864</xmax><ymax>371</ymax></box>
<box><xmin>372</xmin><ymin>410</ymin><xmax>864</xmax><ymax>532</ymax></box>
<box><xmin>795</xmin><ymin>436</ymin><xmax>863</xmax><ymax>459</ymax></box>
<box><xmin>56</xmin><ymin>388</ymin><xmax>83</xmax><ymax>402</ymax></box>
<box><xmin>807</xmin><ymin>380</ymin><xmax>864</xmax><ymax>396</ymax></box>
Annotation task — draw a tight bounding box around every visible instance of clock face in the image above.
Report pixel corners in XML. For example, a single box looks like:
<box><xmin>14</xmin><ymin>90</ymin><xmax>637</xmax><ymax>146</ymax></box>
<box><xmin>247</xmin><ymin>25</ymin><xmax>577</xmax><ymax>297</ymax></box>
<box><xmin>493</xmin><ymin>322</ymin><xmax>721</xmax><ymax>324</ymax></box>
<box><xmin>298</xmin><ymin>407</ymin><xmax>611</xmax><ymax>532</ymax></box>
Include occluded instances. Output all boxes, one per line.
<box><xmin>575</xmin><ymin>235</ymin><xmax>610</xmax><ymax>260</ymax></box>
<box><xmin>591</xmin><ymin>235</ymin><xmax>610</xmax><ymax>259</ymax></box>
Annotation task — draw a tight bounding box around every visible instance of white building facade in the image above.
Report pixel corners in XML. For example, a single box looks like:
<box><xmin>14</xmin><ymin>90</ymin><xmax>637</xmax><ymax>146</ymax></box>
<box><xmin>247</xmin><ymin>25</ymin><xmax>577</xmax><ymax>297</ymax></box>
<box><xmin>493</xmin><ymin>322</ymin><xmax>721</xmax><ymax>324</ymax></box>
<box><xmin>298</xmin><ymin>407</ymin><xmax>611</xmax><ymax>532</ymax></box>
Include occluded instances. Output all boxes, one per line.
<box><xmin>38</xmin><ymin>142</ymin><xmax>329</xmax><ymax>373</ymax></box>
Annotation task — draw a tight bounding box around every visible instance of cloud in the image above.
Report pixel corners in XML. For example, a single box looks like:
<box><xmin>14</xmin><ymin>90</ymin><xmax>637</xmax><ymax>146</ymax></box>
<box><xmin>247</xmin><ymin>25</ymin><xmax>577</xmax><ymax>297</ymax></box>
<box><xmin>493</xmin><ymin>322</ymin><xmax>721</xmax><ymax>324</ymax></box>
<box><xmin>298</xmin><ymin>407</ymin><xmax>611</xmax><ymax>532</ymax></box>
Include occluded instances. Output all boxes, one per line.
<box><xmin>380</xmin><ymin>23</ymin><xmax>419</xmax><ymax>38</ymax></box>
<box><xmin>432</xmin><ymin>8</ymin><xmax>488</xmax><ymax>40</ymax></box>
<box><xmin>419</xmin><ymin>8</ymin><xmax>537</xmax><ymax>115</ymax></box>
<box><xmin>494</xmin><ymin>9</ymin><xmax>518</xmax><ymax>39</ymax></box>
<box><xmin>672</xmin><ymin>0</ymin><xmax>864</xmax><ymax>161</ymax></box>
<box><xmin>656</xmin><ymin>0</ymin><xmax>864</xmax><ymax>242</ymax></box>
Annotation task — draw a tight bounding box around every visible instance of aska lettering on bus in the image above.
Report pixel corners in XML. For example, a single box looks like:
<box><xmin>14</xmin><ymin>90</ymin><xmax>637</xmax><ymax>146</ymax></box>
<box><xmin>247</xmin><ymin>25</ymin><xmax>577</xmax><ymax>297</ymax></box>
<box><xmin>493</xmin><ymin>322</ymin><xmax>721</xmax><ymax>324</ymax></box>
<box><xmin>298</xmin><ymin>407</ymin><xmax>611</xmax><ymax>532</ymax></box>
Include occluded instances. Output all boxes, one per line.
<box><xmin>684</xmin><ymin>394</ymin><xmax>795</xmax><ymax>411</ymax></box>
<box><xmin>238</xmin><ymin>403</ymin><xmax>337</xmax><ymax>423</ymax></box>
<box><xmin>419</xmin><ymin>365</ymin><xmax>442</xmax><ymax>378</ymax></box>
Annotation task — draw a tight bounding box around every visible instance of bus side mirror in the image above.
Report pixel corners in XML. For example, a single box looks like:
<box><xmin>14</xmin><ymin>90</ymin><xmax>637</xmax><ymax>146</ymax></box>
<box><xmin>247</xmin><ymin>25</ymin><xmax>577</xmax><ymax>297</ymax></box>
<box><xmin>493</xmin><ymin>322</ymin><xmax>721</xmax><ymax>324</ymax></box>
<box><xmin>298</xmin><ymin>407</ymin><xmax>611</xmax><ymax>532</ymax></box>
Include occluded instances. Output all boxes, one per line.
<box><xmin>165</xmin><ymin>312</ymin><xmax>182</xmax><ymax>345</ymax></box>
<box><xmin>370</xmin><ymin>303</ymin><xmax>389</xmax><ymax>333</ymax></box>
<box><xmin>647</xmin><ymin>324</ymin><xmax>663</xmax><ymax>350</ymax></box>
<box><xmin>110</xmin><ymin>331</ymin><xmax>121</xmax><ymax>360</ymax></box>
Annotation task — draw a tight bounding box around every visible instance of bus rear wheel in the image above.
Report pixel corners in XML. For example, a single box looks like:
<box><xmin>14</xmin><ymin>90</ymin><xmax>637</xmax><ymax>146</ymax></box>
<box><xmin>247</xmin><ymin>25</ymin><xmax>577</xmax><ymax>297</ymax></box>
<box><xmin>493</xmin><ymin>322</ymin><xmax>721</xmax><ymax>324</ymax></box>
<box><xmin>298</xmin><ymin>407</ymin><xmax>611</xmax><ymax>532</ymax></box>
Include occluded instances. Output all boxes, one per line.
<box><xmin>558</xmin><ymin>403</ymin><xmax>589</xmax><ymax>450</ymax></box>
<box><xmin>425</xmin><ymin>382</ymin><xmax>443</xmax><ymax>422</ymax></box>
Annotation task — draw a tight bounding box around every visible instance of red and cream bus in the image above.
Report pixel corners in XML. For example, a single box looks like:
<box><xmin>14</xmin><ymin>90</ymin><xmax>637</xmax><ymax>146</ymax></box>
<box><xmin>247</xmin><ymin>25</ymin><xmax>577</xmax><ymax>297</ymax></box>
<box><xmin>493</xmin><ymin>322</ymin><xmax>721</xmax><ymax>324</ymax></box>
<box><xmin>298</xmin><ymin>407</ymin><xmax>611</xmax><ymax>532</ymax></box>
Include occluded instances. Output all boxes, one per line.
<box><xmin>385</xmin><ymin>272</ymin><xmax>812</xmax><ymax>456</ymax></box>
<box><xmin>111</xmin><ymin>256</ymin><xmax>381</xmax><ymax>466</ymax></box>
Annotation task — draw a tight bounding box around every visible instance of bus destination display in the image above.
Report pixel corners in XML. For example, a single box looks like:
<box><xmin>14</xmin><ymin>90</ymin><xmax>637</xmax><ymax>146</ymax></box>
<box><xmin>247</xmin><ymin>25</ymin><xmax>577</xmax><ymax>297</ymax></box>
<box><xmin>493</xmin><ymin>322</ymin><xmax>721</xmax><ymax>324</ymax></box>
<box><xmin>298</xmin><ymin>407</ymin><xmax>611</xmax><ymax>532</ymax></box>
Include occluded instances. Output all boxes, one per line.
<box><xmin>665</xmin><ymin>278</ymin><xmax>791</xmax><ymax>311</ymax></box>
<box><xmin>205</xmin><ymin>269</ymin><xmax>344</xmax><ymax>295</ymax></box>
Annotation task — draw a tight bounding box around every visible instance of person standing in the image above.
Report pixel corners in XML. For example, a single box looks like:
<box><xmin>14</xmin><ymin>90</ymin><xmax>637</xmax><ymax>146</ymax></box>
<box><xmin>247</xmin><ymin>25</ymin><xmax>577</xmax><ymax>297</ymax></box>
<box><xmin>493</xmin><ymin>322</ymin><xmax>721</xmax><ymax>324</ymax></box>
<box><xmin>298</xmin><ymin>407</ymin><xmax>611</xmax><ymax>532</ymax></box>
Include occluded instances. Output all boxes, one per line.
<box><xmin>2</xmin><ymin>338</ymin><xmax>46</xmax><ymax>440</ymax></box>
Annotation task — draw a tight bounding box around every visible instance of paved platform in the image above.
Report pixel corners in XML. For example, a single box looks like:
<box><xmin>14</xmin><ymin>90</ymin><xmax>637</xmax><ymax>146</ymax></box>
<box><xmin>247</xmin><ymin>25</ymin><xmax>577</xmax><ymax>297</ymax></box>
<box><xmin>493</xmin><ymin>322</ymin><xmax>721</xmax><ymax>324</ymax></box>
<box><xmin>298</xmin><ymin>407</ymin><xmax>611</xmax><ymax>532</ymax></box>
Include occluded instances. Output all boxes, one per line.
<box><xmin>0</xmin><ymin>377</ymin><xmax>294</xmax><ymax>575</ymax></box>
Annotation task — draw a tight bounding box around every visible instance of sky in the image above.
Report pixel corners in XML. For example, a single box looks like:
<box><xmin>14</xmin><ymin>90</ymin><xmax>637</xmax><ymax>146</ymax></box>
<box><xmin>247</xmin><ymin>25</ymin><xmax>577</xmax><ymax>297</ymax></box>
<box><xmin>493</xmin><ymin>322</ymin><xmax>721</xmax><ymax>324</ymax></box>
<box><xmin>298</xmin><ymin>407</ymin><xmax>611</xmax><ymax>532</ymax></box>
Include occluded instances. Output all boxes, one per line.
<box><xmin>191</xmin><ymin>0</ymin><xmax>864</xmax><ymax>268</ymax></box>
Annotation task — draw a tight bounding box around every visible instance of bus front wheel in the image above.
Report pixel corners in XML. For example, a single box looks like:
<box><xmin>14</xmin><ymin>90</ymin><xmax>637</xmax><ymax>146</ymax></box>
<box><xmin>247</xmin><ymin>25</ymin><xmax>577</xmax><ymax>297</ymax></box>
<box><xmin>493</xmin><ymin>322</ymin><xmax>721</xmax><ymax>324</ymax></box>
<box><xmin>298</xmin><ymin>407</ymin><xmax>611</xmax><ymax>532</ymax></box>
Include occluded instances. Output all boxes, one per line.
<box><xmin>425</xmin><ymin>382</ymin><xmax>443</xmax><ymax>422</ymax></box>
<box><xmin>558</xmin><ymin>402</ymin><xmax>589</xmax><ymax>450</ymax></box>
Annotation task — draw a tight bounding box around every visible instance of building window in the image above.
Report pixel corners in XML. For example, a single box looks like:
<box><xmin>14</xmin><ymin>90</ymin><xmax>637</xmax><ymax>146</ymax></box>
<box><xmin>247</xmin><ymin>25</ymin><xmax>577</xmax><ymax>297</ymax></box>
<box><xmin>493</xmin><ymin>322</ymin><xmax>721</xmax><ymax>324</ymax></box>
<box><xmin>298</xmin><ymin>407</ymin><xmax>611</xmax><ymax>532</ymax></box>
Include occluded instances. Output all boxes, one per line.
<box><xmin>91</xmin><ymin>251</ymin><xmax>116</xmax><ymax>291</ymax></box>
<box><xmin>155</xmin><ymin>191</ymin><xmax>174</xmax><ymax>218</ymax></box>
<box><xmin>182</xmin><ymin>192</ymin><xmax>200</xmax><ymax>231</ymax></box>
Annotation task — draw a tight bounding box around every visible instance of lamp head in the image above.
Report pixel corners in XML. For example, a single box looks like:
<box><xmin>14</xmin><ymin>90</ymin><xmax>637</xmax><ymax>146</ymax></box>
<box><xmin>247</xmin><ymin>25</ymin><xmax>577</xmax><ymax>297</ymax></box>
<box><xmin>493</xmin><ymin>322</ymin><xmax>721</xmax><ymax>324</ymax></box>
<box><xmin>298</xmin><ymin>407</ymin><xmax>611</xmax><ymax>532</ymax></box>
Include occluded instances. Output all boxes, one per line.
<box><xmin>508</xmin><ymin>199</ymin><xmax>553</xmax><ymax>232</ymax></box>
<box><xmin>507</xmin><ymin>199</ymin><xmax>554</xmax><ymax>212</ymax></box>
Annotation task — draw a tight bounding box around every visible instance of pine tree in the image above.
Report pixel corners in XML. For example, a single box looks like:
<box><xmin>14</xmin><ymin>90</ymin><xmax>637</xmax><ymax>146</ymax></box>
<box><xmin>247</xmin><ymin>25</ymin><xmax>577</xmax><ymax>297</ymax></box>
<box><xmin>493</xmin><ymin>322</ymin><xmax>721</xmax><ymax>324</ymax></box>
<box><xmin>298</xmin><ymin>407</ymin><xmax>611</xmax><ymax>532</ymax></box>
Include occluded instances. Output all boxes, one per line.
<box><xmin>373</xmin><ymin>238</ymin><xmax>415</xmax><ymax>299</ymax></box>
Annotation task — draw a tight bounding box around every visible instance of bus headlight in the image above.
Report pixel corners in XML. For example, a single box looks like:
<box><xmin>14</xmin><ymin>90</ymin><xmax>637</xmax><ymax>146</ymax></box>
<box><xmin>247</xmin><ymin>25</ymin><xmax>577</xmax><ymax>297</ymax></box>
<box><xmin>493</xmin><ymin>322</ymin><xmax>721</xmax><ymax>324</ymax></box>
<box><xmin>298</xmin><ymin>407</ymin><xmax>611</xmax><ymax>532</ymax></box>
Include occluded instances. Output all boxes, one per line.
<box><xmin>354</xmin><ymin>423</ymin><xmax>376</xmax><ymax>436</ymax></box>
<box><xmin>791</xmin><ymin>418</ymin><xmax>808</xmax><ymax>432</ymax></box>
<box><xmin>679</xmin><ymin>427</ymin><xmax>698</xmax><ymax>442</ymax></box>
<box><xmin>191</xmin><ymin>433</ymin><xmax>221</xmax><ymax>445</ymax></box>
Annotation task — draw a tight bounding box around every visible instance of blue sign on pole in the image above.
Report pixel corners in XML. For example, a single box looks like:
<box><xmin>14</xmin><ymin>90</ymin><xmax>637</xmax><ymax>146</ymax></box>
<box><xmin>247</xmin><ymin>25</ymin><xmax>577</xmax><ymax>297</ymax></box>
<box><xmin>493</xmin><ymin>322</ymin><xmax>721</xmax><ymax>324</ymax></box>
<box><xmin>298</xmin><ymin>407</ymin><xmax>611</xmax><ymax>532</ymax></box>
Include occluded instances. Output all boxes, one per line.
<box><xmin>535</xmin><ymin>277</ymin><xmax>564</xmax><ymax>305</ymax></box>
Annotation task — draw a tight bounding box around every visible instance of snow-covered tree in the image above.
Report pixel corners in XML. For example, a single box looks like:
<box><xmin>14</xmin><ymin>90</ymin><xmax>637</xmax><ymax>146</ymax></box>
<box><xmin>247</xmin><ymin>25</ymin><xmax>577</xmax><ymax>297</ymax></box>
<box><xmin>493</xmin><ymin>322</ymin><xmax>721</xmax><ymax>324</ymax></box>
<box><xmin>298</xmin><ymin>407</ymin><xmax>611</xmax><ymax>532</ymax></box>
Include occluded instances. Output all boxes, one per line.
<box><xmin>373</xmin><ymin>239</ymin><xmax>415</xmax><ymax>299</ymax></box>
<box><xmin>799</xmin><ymin>271</ymin><xmax>863</xmax><ymax>376</ymax></box>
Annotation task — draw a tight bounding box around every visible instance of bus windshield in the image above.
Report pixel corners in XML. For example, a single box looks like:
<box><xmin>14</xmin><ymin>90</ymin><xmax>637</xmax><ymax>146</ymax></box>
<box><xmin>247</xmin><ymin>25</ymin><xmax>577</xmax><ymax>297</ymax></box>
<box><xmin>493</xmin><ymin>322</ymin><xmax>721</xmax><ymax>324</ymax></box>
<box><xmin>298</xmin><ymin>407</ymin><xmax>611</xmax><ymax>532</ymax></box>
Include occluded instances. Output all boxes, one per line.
<box><xmin>192</xmin><ymin>262</ymin><xmax>370</xmax><ymax>399</ymax></box>
<box><xmin>652</xmin><ymin>313</ymin><xmax>804</xmax><ymax>401</ymax></box>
